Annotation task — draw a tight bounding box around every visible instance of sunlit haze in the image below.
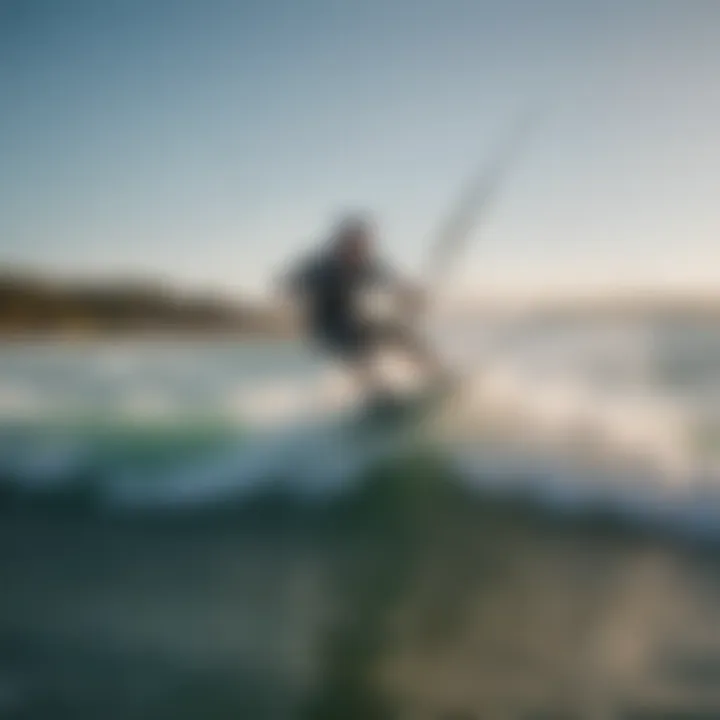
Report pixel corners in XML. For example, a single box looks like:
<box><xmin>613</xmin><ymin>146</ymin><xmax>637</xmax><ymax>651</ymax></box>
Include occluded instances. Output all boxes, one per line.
<box><xmin>2</xmin><ymin>0</ymin><xmax>719</xmax><ymax>302</ymax></box>
<box><xmin>6</xmin><ymin>6</ymin><xmax>720</xmax><ymax>717</ymax></box>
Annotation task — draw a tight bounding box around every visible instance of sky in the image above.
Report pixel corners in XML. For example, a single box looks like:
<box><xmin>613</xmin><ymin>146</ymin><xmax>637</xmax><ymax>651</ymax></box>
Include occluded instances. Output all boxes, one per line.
<box><xmin>1</xmin><ymin>0</ymin><xmax>719</xmax><ymax>302</ymax></box>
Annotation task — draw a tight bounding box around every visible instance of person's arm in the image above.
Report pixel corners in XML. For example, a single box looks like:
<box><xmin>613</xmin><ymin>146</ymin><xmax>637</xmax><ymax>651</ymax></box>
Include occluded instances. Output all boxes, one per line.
<box><xmin>369</xmin><ymin>260</ymin><xmax>427</xmax><ymax>315</ymax></box>
<box><xmin>365</xmin><ymin>258</ymin><xmax>399</xmax><ymax>287</ymax></box>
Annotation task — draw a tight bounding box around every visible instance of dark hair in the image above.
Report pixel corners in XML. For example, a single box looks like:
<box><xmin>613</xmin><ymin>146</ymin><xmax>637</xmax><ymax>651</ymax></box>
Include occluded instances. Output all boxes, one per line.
<box><xmin>336</xmin><ymin>213</ymin><xmax>373</xmax><ymax>236</ymax></box>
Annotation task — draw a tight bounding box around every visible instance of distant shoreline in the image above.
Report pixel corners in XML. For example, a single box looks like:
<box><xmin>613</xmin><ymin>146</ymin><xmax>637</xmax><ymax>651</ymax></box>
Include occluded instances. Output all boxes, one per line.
<box><xmin>0</xmin><ymin>328</ymin><xmax>299</xmax><ymax>344</ymax></box>
<box><xmin>0</xmin><ymin>268</ymin><xmax>295</xmax><ymax>341</ymax></box>
<box><xmin>3</xmin><ymin>268</ymin><xmax>720</xmax><ymax>342</ymax></box>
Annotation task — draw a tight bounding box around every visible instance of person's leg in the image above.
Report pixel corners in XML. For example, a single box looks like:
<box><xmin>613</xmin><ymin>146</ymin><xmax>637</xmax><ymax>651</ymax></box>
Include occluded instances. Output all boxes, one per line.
<box><xmin>346</xmin><ymin>351</ymin><xmax>386</xmax><ymax>399</ymax></box>
<box><xmin>320</xmin><ymin>324</ymin><xmax>387</xmax><ymax>401</ymax></box>
<box><xmin>346</xmin><ymin>322</ymin><xmax>396</xmax><ymax>401</ymax></box>
<box><xmin>380</xmin><ymin>322</ymin><xmax>452</xmax><ymax>388</ymax></box>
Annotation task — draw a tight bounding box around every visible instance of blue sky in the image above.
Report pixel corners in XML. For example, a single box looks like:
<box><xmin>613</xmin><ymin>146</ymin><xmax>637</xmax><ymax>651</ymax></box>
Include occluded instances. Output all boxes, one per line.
<box><xmin>1</xmin><ymin>0</ymin><xmax>719</xmax><ymax>300</ymax></box>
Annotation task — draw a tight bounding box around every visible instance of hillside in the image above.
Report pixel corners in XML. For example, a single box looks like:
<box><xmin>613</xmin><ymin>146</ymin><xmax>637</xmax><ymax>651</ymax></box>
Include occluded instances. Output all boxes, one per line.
<box><xmin>0</xmin><ymin>271</ymin><xmax>290</xmax><ymax>338</ymax></box>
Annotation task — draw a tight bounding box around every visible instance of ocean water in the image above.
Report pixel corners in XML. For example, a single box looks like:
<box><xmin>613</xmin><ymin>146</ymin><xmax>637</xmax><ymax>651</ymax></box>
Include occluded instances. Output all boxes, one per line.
<box><xmin>2</xmin><ymin>319</ymin><xmax>720</xmax><ymax>532</ymax></box>
<box><xmin>2</xmin><ymin>318</ymin><xmax>720</xmax><ymax>718</ymax></box>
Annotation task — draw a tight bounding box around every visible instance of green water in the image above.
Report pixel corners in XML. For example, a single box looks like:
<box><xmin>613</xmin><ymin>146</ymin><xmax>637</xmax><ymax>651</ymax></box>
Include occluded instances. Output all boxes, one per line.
<box><xmin>2</xmin><ymin>463</ymin><xmax>720</xmax><ymax>719</ymax></box>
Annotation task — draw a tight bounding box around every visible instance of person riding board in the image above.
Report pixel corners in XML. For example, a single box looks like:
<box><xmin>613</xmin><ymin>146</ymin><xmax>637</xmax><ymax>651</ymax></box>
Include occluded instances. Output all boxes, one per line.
<box><xmin>281</xmin><ymin>214</ymin><xmax>447</xmax><ymax>404</ymax></box>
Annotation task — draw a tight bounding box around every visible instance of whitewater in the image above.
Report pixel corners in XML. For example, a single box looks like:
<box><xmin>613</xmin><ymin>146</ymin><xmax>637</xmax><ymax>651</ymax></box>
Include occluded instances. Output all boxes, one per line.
<box><xmin>2</xmin><ymin>314</ymin><xmax>720</xmax><ymax>539</ymax></box>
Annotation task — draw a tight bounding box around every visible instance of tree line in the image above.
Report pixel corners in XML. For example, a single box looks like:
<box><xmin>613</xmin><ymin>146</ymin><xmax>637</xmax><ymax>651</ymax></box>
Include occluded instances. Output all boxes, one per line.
<box><xmin>0</xmin><ymin>270</ymin><xmax>288</xmax><ymax>336</ymax></box>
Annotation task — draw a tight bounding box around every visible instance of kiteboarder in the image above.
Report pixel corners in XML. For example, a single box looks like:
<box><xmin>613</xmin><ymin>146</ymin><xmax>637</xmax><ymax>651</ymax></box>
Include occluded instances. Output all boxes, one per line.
<box><xmin>281</xmin><ymin>213</ymin><xmax>447</xmax><ymax>402</ymax></box>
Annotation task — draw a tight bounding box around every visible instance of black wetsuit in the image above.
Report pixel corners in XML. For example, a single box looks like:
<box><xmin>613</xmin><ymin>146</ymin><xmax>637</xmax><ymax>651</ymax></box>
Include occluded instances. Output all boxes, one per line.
<box><xmin>288</xmin><ymin>253</ymin><xmax>394</xmax><ymax>360</ymax></box>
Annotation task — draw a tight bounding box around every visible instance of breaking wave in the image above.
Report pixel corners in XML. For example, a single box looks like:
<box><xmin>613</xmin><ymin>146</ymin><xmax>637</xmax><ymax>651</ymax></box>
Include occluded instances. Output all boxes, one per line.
<box><xmin>2</xmin><ymin>322</ymin><xmax>720</xmax><ymax>540</ymax></box>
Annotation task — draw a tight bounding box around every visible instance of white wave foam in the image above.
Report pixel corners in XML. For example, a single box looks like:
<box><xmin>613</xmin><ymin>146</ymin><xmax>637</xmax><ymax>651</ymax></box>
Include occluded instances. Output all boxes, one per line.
<box><xmin>2</xmin><ymin>326</ymin><xmax>720</xmax><ymax>538</ymax></box>
<box><xmin>0</xmin><ymin>383</ymin><xmax>46</xmax><ymax>421</ymax></box>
